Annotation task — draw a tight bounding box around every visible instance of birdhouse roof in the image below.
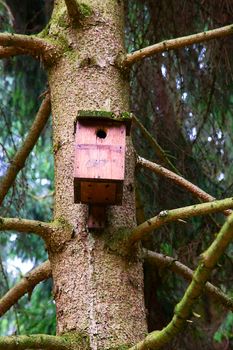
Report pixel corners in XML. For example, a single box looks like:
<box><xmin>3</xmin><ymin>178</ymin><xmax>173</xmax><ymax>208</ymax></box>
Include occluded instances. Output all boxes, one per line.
<box><xmin>75</xmin><ymin>110</ymin><xmax>132</xmax><ymax>135</ymax></box>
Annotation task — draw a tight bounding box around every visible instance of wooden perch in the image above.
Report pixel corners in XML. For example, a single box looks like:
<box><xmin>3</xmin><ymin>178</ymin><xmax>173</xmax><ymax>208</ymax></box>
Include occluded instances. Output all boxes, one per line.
<box><xmin>137</xmin><ymin>156</ymin><xmax>232</xmax><ymax>216</ymax></box>
<box><xmin>128</xmin><ymin>197</ymin><xmax>233</xmax><ymax>245</ymax></box>
<box><xmin>143</xmin><ymin>249</ymin><xmax>233</xmax><ymax>311</ymax></box>
<box><xmin>0</xmin><ymin>261</ymin><xmax>51</xmax><ymax>316</ymax></box>
<box><xmin>0</xmin><ymin>94</ymin><xmax>51</xmax><ymax>206</ymax></box>
<box><xmin>123</xmin><ymin>24</ymin><xmax>233</xmax><ymax>67</ymax></box>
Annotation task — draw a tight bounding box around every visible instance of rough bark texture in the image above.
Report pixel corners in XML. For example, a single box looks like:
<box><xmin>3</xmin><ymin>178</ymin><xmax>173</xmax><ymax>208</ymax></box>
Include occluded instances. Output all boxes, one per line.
<box><xmin>46</xmin><ymin>1</ymin><xmax>147</xmax><ymax>349</ymax></box>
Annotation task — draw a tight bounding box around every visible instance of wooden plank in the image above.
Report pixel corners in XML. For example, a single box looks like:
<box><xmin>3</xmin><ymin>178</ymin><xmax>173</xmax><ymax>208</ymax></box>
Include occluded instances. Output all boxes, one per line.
<box><xmin>74</xmin><ymin>121</ymin><xmax>126</xmax><ymax>181</ymax></box>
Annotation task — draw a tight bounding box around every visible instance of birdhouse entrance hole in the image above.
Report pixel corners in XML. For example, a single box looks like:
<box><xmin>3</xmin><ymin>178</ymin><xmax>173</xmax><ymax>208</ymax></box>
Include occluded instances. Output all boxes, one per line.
<box><xmin>96</xmin><ymin>129</ymin><xmax>107</xmax><ymax>139</ymax></box>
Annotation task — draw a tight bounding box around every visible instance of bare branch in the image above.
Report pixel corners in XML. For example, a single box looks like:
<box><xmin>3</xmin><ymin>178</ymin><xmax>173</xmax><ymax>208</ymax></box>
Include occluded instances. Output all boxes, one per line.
<box><xmin>0</xmin><ymin>217</ymin><xmax>54</xmax><ymax>237</ymax></box>
<box><xmin>143</xmin><ymin>249</ymin><xmax>233</xmax><ymax>311</ymax></box>
<box><xmin>0</xmin><ymin>334</ymin><xmax>72</xmax><ymax>350</ymax></box>
<box><xmin>130</xmin><ymin>212</ymin><xmax>233</xmax><ymax>350</ymax></box>
<box><xmin>123</xmin><ymin>24</ymin><xmax>233</xmax><ymax>67</ymax></box>
<box><xmin>133</xmin><ymin>116</ymin><xmax>180</xmax><ymax>174</ymax></box>
<box><xmin>128</xmin><ymin>197</ymin><xmax>233</xmax><ymax>245</ymax></box>
<box><xmin>0</xmin><ymin>261</ymin><xmax>51</xmax><ymax>316</ymax></box>
<box><xmin>0</xmin><ymin>94</ymin><xmax>51</xmax><ymax>206</ymax></box>
<box><xmin>64</xmin><ymin>0</ymin><xmax>92</xmax><ymax>24</ymax></box>
<box><xmin>0</xmin><ymin>1</ymin><xmax>14</xmax><ymax>26</ymax></box>
<box><xmin>137</xmin><ymin>156</ymin><xmax>232</xmax><ymax>216</ymax></box>
<box><xmin>0</xmin><ymin>46</ymin><xmax>26</xmax><ymax>58</ymax></box>
<box><xmin>0</xmin><ymin>33</ymin><xmax>59</xmax><ymax>62</ymax></box>
<box><xmin>64</xmin><ymin>0</ymin><xmax>80</xmax><ymax>23</ymax></box>
<box><xmin>136</xmin><ymin>188</ymin><xmax>146</xmax><ymax>225</ymax></box>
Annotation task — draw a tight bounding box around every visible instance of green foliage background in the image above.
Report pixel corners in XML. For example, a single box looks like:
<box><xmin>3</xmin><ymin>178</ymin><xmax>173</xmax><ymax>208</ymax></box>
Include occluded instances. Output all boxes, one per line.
<box><xmin>0</xmin><ymin>0</ymin><xmax>55</xmax><ymax>336</ymax></box>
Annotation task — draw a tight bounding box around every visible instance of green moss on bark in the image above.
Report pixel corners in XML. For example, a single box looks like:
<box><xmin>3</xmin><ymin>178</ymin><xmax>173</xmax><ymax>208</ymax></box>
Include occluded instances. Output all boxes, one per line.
<box><xmin>52</xmin><ymin>217</ymin><xmax>71</xmax><ymax>229</ymax></box>
<box><xmin>78</xmin><ymin>3</ymin><xmax>92</xmax><ymax>18</ymax></box>
<box><xmin>61</xmin><ymin>331</ymin><xmax>90</xmax><ymax>349</ymax></box>
<box><xmin>107</xmin><ymin>344</ymin><xmax>132</xmax><ymax>350</ymax></box>
<box><xmin>103</xmin><ymin>226</ymin><xmax>134</xmax><ymax>256</ymax></box>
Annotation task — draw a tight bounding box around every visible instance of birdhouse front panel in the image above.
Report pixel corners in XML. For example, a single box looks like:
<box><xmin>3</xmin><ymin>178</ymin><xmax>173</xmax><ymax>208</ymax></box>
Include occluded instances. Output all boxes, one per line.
<box><xmin>74</xmin><ymin>119</ymin><xmax>126</xmax><ymax>205</ymax></box>
<box><xmin>75</xmin><ymin>121</ymin><xmax>126</xmax><ymax>180</ymax></box>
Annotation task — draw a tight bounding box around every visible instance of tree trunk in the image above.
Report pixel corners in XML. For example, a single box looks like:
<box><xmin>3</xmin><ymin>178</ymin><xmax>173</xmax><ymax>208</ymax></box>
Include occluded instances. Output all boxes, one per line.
<box><xmin>46</xmin><ymin>1</ymin><xmax>147</xmax><ymax>348</ymax></box>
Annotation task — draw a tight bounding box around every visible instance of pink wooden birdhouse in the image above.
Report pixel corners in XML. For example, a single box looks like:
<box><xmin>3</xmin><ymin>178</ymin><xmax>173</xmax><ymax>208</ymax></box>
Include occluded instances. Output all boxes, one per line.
<box><xmin>74</xmin><ymin>111</ymin><xmax>132</xmax><ymax>209</ymax></box>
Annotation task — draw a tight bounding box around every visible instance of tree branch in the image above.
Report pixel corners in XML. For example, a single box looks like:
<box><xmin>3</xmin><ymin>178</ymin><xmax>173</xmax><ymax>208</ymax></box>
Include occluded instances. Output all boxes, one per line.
<box><xmin>133</xmin><ymin>116</ymin><xmax>180</xmax><ymax>174</ymax></box>
<box><xmin>0</xmin><ymin>94</ymin><xmax>51</xmax><ymax>206</ymax></box>
<box><xmin>64</xmin><ymin>0</ymin><xmax>80</xmax><ymax>23</ymax></box>
<box><xmin>0</xmin><ymin>334</ymin><xmax>72</xmax><ymax>350</ymax></box>
<box><xmin>128</xmin><ymin>197</ymin><xmax>233</xmax><ymax>245</ymax></box>
<box><xmin>64</xmin><ymin>0</ymin><xmax>92</xmax><ymax>24</ymax></box>
<box><xmin>0</xmin><ymin>33</ymin><xmax>59</xmax><ymax>62</ymax></box>
<box><xmin>0</xmin><ymin>217</ymin><xmax>54</xmax><ymax>237</ymax></box>
<box><xmin>143</xmin><ymin>249</ymin><xmax>233</xmax><ymax>311</ymax></box>
<box><xmin>123</xmin><ymin>24</ymin><xmax>233</xmax><ymax>67</ymax></box>
<box><xmin>137</xmin><ymin>156</ymin><xmax>232</xmax><ymax>216</ymax></box>
<box><xmin>0</xmin><ymin>261</ymin><xmax>51</xmax><ymax>317</ymax></box>
<box><xmin>130</xmin><ymin>212</ymin><xmax>233</xmax><ymax>349</ymax></box>
<box><xmin>0</xmin><ymin>46</ymin><xmax>26</xmax><ymax>58</ymax></box>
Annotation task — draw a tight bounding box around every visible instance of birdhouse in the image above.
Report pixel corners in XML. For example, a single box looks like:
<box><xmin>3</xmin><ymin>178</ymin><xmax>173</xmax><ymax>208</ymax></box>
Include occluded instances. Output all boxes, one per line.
<box><xmin>74</xmin><ymin>110</ymin><xmax>132</xmax><ymax>227</ymax></box>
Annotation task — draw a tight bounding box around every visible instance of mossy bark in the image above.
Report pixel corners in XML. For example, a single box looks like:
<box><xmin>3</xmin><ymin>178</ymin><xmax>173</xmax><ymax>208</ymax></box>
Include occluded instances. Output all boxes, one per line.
<box><xmin>45</xmin><ymin>1</ymin><xmax>147</xmax><ymax>349</ymax></box>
